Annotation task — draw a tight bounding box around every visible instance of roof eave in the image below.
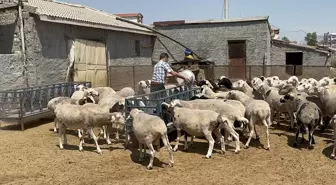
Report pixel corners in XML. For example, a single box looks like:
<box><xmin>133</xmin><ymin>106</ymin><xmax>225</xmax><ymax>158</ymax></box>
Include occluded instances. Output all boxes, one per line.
<box><xmin>36</xmin><ymin>14</ymin><xmax>154</xmax><ymax>36</ymax></box>
<box><xmin>272</xmin><ymin>39</ymin><xmax>329</xmax><ymax>54</ymax></box>
<box><xmin>0</xmin><ymin>3</ymin><xmax>18</xmax><ymax>10</ymax></box>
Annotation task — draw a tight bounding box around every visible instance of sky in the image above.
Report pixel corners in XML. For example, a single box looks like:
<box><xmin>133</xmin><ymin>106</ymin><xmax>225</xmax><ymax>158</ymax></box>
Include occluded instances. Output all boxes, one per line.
<box><xmin>62</xmin><ymin>0</ymin><xmax>335</xmax><ymax>43</ymax></box>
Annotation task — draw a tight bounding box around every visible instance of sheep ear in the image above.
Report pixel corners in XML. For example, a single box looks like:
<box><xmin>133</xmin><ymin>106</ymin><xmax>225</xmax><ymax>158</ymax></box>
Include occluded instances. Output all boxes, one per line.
<box><xmin>161</xmin><ymin>102</ymin><xmax>169</xmax><ymax>110</ymax></box>
<box><xmin>88</xmin><ymin>96</ymin><xmax>95</xmax><ymax>104</ymax></box>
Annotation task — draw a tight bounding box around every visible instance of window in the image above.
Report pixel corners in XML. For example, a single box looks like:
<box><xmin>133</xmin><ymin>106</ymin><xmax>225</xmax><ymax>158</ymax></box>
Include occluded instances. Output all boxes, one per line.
<box><xmin>285</xmin><ymin>52</ymin><xmax>303</xmax><ymax>76</ymax></box>
<box><xmin>135</xmin><ymin>40</ymin><xmax>140</xmax><ymax>56</ymax></box>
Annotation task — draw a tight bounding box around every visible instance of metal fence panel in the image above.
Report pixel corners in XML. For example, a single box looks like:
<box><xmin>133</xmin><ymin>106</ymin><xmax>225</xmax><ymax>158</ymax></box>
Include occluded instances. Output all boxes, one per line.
<box><xmin>0</xmin><ymin>81</ymin><xmax>91</xmax><ymax>130</ymax></box>
<box><xmin>125</xmin><ymin>85</ymin><xmax>201</xmax><ymax>134</ymax></box>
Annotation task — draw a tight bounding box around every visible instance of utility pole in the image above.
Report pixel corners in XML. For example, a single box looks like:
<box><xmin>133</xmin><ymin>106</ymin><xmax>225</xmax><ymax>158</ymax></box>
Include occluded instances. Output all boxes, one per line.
<box><xmin>224</xmin><ymin>0</ymin><xmax>229</xmax><ymax>19</ymax></box>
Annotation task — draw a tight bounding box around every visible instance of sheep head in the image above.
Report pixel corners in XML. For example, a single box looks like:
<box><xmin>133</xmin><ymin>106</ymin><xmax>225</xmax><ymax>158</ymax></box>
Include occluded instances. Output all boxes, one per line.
<box><xmin>111</xmin><ymin>112</ymin><xmax>125</xmax><ymax>124</ymax></box>
<box><xmin>280</xmin><ymin>93</ymin><xmax>295</xmax><ymax>103</ymax></box>
<box><xmin>232</xmin><ymin>80</ymin><xmax>247</xmax><ymax>90</ymax></box>
<box><xmin>86</xmin><ymin>88</ymin><xmax>99</xmax><ymax>97</ymax></box>
<box><xmin>128</xmin><ymin>108</ymin><xmax>142</xmax><ymax>118</ymax></box>
<box><xmin>251</xmin><ymin>77</ymin><xmax>262</xmax><ymax>90</ymax></box>
<box><xmin>217</xmin><ymin>77</ymin><xmax>233</xmax><ymax>89</ymax></box>
<box><xmin>138</xmin><ymin>80</ymin><xmax>149</xmax><ymax>89</ymax></box>
<box><xmin>75</xmin><ymin>84</ymin><xmax>87</xmax><ymax>91</ymax></box>
<box><xmin>196</xmin><ymin>80</ymin><xmax>213</xmax><ymax>89</ymax></box>
<box><xmin>109</xmin><ymin>100</ymin><xmax>125</xmax><ymax>113</ymax></box>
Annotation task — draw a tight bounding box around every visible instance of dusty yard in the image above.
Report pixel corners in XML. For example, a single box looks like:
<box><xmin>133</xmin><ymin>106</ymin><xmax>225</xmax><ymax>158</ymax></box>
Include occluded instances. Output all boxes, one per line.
<box><xmin>0</xmin><ymin>120</ymin><xmax>335</xmax><ymax>185</ymax></box>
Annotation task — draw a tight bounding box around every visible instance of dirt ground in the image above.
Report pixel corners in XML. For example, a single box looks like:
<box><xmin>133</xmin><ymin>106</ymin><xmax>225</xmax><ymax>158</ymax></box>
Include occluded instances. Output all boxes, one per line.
<box><xmin>0</xmin><ymin>120</ymin><xmax>336</xmax><ymax>185</ymax></box>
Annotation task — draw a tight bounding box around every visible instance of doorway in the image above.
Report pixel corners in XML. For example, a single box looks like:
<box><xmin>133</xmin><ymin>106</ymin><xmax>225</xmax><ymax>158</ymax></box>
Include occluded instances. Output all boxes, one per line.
<box><xmin>228</xmin><ymin>40</ymin><xmax>246</xmax><ymax>79</ymax></box>
<box><xmin>285</xmin><ymin>52</ymin><xmax>303</xmax><ymax>76</ymax></box>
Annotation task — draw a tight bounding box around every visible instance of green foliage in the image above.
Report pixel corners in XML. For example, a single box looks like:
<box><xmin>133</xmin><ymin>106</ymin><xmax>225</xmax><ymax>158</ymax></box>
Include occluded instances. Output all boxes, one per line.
<box><xmin>304</xmin><ymin>32</ymin><xmax>317</xmax><ymax>46</ymax></box>
<box><xmin>281</xmin><ymin>36</ymin><xmax>290</xmax><ymax>42</ymax></box>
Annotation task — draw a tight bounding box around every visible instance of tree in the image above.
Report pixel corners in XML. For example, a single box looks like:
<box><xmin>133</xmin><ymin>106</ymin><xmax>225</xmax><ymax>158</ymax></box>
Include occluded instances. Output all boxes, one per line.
<box><xmin>281</xmin><ymin>36</ymin><xmax>290</xmax><ymax>42</ymax></box>
<box><xmin>304</xmin><ymin>32</ymin><xmax>317</xmax><ymax>46</ymax></box>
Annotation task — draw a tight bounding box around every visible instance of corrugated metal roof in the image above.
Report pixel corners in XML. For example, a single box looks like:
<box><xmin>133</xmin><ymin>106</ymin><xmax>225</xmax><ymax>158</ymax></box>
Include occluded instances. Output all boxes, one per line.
<box><xmin>0</xmin><ymin>2</ymin><xmax>17</xmax><ymax>10</ymax></box>
<box><xmin>272</xmin><ymin>39</ymin><xmax>329</xmax><ymax>54</ymax></box>
<box><xmin>25</xmin><ymin>0</ymin><xmax>153</xmax><ymax>35</ymax></box>
<box><xmin>153</xmin><ymin>16</ymin><xmax>269</xmax><ymax>27</ymax></box>
<box><xmin>114</xmin><ymin>13</ymin><xmax>143</xmax><ymax>18</ymax></box>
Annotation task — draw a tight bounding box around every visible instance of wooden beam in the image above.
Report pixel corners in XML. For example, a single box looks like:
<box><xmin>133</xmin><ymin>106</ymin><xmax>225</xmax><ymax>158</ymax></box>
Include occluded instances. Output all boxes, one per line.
<box><xmin>115</xmin><ymin>17</ymin><xmax>202</xmax><ymax>59</ymax></box>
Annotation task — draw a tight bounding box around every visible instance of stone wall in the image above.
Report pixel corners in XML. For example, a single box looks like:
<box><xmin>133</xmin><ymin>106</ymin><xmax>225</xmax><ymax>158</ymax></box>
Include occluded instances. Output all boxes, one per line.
<box><xmin>271</xmin><ymin>42</ymin><xmax>330</xmax><ymax>66</ymax></box>
<box><xmin>0</xmin><ymin>54</ymin><xmax>24</xmax><ymax>90</ymax></box>
<box><xmin>152</xmin><ymin>20</ymin><xmax>271</xmax><ymax>65</ymax></box>
<box><xmin>0</xmin><ymin>6</ymin><xmax>21</xmax><ymax>54</ymax></box>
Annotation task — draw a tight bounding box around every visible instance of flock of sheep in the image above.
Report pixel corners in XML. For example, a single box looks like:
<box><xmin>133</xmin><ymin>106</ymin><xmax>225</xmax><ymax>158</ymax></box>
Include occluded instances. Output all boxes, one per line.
<box><xmin>46</xmin><ymin>69</ymin><xmax>336</xmax><ymax>170</ymax></box>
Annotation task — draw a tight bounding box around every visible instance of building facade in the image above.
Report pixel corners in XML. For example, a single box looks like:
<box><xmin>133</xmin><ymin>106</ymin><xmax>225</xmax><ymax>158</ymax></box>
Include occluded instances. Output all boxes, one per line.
<box><xmin>0</xmin><ymin>0</ymin><xmax>154</xmax><ymax>90</ymax></box>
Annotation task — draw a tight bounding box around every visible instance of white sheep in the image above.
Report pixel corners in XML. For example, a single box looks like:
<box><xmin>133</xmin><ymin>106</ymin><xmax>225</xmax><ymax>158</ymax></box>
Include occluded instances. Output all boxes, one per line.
<box><xmin>137</xmin><ymin>80</ymin><xmax>151</xmax><ymax>95</ymax></box>
<box><xmin>55</xmin><ymin>104</ymin><xmax>125</xmax><ymax>154</ymax></box>
<box><xmin>47</xmin><ymin>96</ymin><xmax>87</xmax><ymax>134</ymax></box>
<box><xmin>162</xmin><ymin>101</ymin><xmax>227</xmax><ymax>158</ymax></box>
<box><xmin>167</xmin><ymin>99</ymin><xmax>246</xmax><ymax>153</ymax></box>
<box><xmin>115</xmin><ymin>87</ymin><xmax>135</xmax><ymax>98</ymax></box>
<box><xmin>226</xmin><ymin>90</ymin><xmax>272</xmax><ymax>150</ymax></box>
<box><xmin>329</xmin><ymin>114</ymin><xmax>336</xmax><ymax>159</ymax></box>
<box><xmin>127</xmin><ymin>108</ymin><xmax>174</xmax><ymax>170</ymax></box>
<box><xmin>287</xmin><ymin>76</ymin><xmax>300</xmax><ymax>87</ymax></box>
<box><xmin>200</xmin><ymin>85</ymin><xmax>228</xmax><ymax>99</ymax></box>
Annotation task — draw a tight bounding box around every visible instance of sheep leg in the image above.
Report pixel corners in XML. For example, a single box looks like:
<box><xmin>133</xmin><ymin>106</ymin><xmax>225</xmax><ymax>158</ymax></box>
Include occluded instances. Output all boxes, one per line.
<box><xmin>288</xmin><ymin>112</ymin><xmax>295</xmax><ymax>131</ymax></box>
<box><xmin>53</xmin><ymin>120</ymin><xmax>58</xmax><ymax>133</ymax></box>
<box><xmin>115</xmin><ymin>124</ymin><xmax>120</xmax><ymax>140</ymax></box>
<box><xmin>161</xmin><ymin>133</ymin><xmax>174</xmax><ymax>167</ymax></box>
<box><xmin>78</xmin><ymin>129</ymin><xmax>82</xmax><ymax>139</ymax></box>
<box><xmin>331</xmin><ymin>125</ymin><xmax>336</xmax><ymax>159</ymax></box>
<box><xmin>105</xmin><ymin>125</ymin><xmax>112</xmax><ymax>145</ymax></box>
<box><xmin>276</xmin><ymin>111</ymin><xmax>281</xmax><ymax>126</ymax></box>
<box><xmin>190</xmin><ymin>136</ymin><xmax>194</xmax><ymax>147</ymax></box>
<box><xmin>254</xmin><ymin>126</ymin><xmax>260</xmax><ymax>141</ymax></box>
<box><xmin>293</xmin><ymin>126</ymin><xmax>300</xmax><ymax>148</ymax></box>
<box><xmin>173</xmin><ymin>128</ymin><xmax>182</xmax><ymax>152</ymax></box>
<box><xmin>244</xmin><ymin>118</ymin><xmax>255</xmax><ymax>149</ymax></box>
<box><xmin>58</xmin><ymin>124</ymin><xmax>64</xmax><ymax>150</ymax></box>
<box><xmin>308</xmin><ymin>127</ymin><xmax>316</xmax><ymax>149</ymax></box>
<box><xmin>262</xmin><ymin>119</ymin><xmax>270</xmax><ymax>150</ymax></box>
<box><xmin>213</xmin><ymin>128</ymin><xmax>226</xmax><ymax>154</ymax></box>
<box><xmin>146</xmin><ymin>143</ymin><xmax>156</xmax><ymax>170</ymax></box>
<box><xmin>97</xmin><ymin>127</ymin><xmax>104</xmax><ymax>140</ymax></box>
<box><xmin>183</xmin><ymin>132</ymin><xmax>188</xmax><ymax>151</ymax></box>
<box><xmin>62</xmin><ymin>126</ymin><xmax>68</xmax><ymax>145</ymax></box>
<box><xmin>203</xmin><ymin>131</ymin><xmax>215</xmax><ymax>159</ymax></box>
<box><xmin>139</xmin><ymin>143</ymin><xmax>144</xmax><ymax>162</ymax></box>
<box><xmin>78</xmin><ymin>129</ymin><xmax>86</xmax><ymax>152</ymax></box>
<box><xmin>87</xmin><ymin>127</ymin><xmax>102</xmax><ymax>154</ymax></box>
<box><xmin>226</xmin><ymin>130</ymin><xmax>233</xmax><ymax>142</ymax></box>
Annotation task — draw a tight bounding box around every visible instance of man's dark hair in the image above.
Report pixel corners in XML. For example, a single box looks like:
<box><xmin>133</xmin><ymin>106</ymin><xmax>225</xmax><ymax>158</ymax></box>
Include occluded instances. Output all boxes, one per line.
<box><xmin>159</xmin><ymin>53</ymin><xmax>169</xmax><ymax>60</ymax></box>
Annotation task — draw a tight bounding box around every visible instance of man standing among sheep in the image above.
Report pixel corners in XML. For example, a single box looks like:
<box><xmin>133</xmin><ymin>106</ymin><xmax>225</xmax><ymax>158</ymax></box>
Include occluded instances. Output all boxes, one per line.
<box><xmin>150</xmin><ymin>53</ymin><xmax>188</xmax><ymax>93</ymax></box>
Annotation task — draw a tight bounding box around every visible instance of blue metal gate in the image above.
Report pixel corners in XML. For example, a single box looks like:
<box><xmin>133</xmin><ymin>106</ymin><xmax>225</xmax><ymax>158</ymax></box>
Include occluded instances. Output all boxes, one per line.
<box><xmin>124</xmin><ymin>85</ymin><xmax>201</xmax><ymax>134</ymax></box>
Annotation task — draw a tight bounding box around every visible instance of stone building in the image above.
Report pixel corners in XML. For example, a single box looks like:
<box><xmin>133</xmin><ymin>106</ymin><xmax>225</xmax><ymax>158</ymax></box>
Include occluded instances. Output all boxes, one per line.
<box><xmin>152</xmin><ymin>16</ymin><xmax>332</xmax><ymax>79</ymax></box>
<box><xmin>0</xmin><ymin>0</ymin><xmax>154</xmax><ymax>90</ymax></box>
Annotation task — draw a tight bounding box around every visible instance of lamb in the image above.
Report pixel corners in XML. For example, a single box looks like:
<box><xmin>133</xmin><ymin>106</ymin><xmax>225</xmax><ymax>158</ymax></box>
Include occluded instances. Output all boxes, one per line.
<box><xmin>226</xmin><ymin>90</ymin><xmax>272</xmax><ymax>150</ymax></box>
<box><xmin>280</xmin><ymin>93</ymin><xmax>323</xmax><ymax>149</ymax></box>
<box><xmin>127</xmin><ymin>108</ymin><xmax>174</xmax><ymax>170</ymax></box>
<box><xmin>161</xmin><ymin>101</ymin><xmax>227</xmax><ymax>158</ymax></box>
<box><xmin>329</xmin><ymin>114</ymin><xmax>336</xmax><ymax>159</ymax></box>
<box><xmin>176</xmin><ymin>69</ymin><xmax>196</xmax><ymax>87</ymax></box>
<box><xmin>55</xmin><ymin>104</ymin><xmax>125</xmax><ymax>154</ymax></box>
<box><xmin>217</xmin><ymin>76</ymin><xmax>233</xmax><ymax>90</ymax></box>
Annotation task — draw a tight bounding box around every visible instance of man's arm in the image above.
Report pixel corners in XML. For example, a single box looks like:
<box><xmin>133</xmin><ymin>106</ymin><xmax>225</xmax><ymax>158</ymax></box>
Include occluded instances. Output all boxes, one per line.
<box><xmin>163</xmin><ymin>62</ymin><xmax>186</xmax><ymax>80</ymax></box>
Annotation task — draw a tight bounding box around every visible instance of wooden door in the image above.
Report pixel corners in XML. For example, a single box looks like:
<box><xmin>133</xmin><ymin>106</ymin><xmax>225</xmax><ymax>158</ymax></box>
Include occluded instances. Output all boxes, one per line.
<box><xmin>228</xmin><ymin>41</ymin><xmax>246</xmax><ymax>79</ymax></box>
<box><xmin>74</xmin><ymin>39</ymin><xmax>107</xmax><ymax>87</ymax></box>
